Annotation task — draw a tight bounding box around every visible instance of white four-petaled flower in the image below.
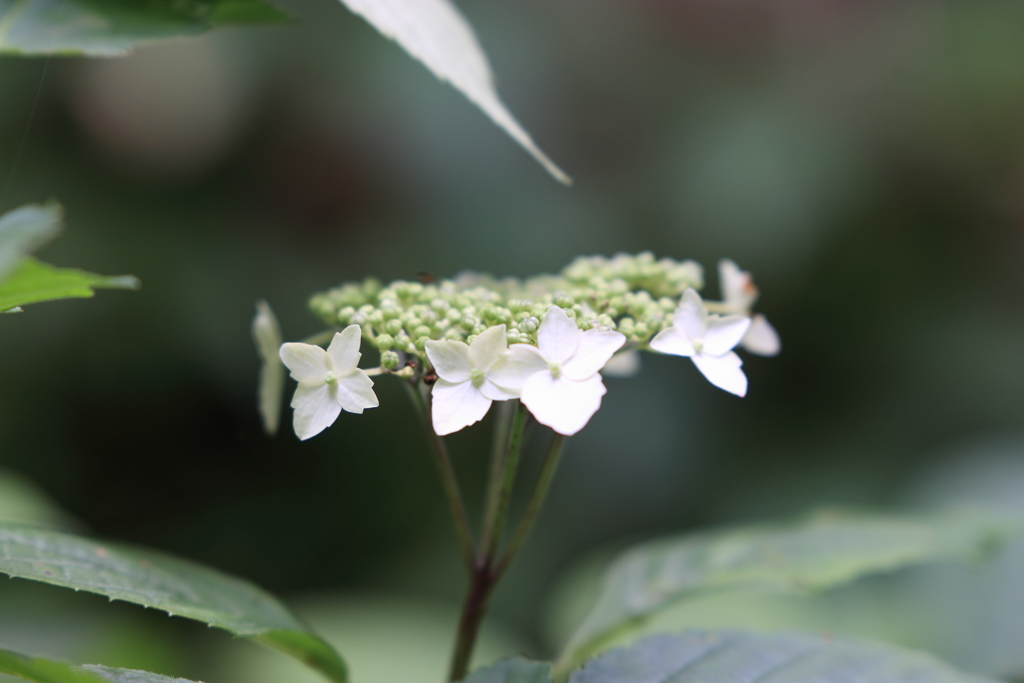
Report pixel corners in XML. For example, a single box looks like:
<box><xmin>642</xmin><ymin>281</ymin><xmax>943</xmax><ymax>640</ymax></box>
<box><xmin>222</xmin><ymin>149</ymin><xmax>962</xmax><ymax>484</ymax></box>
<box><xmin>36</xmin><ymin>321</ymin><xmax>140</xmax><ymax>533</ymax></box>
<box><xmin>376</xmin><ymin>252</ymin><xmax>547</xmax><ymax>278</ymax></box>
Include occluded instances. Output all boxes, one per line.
<box><xmin>425</xmin><ymin>325</ymin><xmax>518</xmax><ymax>436</ymax></box>
<box><xmin>719</xmin><ymin>259</ymin><xmax>781</xmax><ymax>357</ymax></box>
<box><xmin>650</xmin><ymin>289</ymin><xmax>750</xmax><ymax>397</ymax></box>
<box><xmin>279</xmin><ymin>325</ymin><xmax>379</xmax><ymax>440</ymax></box>
<box><xmin>489</xmin><ymin>306</ymin><xmax>626</xmax><ymax>436</ymax></box>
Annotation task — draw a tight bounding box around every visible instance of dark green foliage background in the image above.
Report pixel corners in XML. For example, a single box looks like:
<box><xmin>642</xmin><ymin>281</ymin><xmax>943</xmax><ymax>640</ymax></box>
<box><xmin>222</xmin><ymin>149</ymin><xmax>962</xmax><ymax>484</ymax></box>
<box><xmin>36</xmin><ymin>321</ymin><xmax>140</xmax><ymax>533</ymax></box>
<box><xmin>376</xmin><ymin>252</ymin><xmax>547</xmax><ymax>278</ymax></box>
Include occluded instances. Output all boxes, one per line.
<box><xmin>0</xmin><ymin>1</ymin><xmax>1023</xmax><ymax>681</ymax></box>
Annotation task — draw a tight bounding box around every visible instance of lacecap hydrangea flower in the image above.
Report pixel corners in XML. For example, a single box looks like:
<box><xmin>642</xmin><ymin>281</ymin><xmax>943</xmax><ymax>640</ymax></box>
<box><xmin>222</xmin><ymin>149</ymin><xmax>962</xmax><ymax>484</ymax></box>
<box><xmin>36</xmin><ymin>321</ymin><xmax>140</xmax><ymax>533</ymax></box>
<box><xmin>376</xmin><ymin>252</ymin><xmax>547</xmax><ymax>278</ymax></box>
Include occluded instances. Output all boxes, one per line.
<box><xmin>279</xmin><ymin>325</ymin><xmax>379</xmax><ymax>440</ymax></box>
<box><xmin>261</xmin><ymin>253</ymin><xmax>780</xmax><ymax>440</ymax></box>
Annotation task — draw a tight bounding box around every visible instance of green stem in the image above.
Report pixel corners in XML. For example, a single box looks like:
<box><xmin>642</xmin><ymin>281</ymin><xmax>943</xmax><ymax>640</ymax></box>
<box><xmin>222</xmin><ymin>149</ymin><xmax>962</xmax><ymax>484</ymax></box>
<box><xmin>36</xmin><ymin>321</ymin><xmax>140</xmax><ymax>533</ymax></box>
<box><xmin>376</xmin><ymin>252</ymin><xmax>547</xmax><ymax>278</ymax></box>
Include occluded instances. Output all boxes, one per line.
<box><xmin>447</xmin><ymin>401</ymin><xmax>528</xmax><ymax>682</ymax></box>
<box><xmin>479</xmin><ymin>401</ymin><xmax>514</xmax><ymax>542</ymax></box>
<box><xmin>494</xmin><ymin>433</ymin><xmax>566</xmax><ymax>579</ymax></box>
<box><xmin>403</xmin><ymin>381</ymin><xmax>476</xmax><ymax>572</ymax></box>
<box><xmin>479</xmin><ymin>401</ymin><xmax>528</xmax><ymax>561</ymax></box>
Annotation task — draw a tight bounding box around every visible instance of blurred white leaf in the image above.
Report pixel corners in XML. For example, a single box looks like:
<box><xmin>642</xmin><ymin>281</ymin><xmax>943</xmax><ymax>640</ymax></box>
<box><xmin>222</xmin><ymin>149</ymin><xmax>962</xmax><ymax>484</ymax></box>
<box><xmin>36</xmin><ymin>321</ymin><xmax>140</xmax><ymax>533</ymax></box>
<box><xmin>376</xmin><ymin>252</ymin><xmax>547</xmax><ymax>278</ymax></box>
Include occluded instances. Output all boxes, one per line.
<box><xmin>339</xmin><ymin>0</ymin><xmax>570</xmax><ymax>184</ymax></box>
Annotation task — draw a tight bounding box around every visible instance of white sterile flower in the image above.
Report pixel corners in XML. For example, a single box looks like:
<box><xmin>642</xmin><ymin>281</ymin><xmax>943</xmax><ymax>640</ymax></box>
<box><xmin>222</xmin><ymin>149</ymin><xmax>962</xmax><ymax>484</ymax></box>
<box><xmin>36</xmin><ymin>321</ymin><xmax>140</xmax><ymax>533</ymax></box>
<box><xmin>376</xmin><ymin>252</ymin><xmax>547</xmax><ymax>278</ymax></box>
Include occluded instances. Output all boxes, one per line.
<box><xmin>650</xmin><ymin>289</ymin><xmax>751</xmax><ymax>397</ymax></box>
<box><xmin>489</xmin><ymin>306</ymin><xmax>626</xmax><ymax>436</ymax></box>
<box><xmin>719</xmin><ymin>259</ymin><xmax>781</xmax><ymax>357</ymax></box>
<box><xmin>425</xmin><ymin>325</ymin><xmax>518</xmax><ymax>436</ymax></box>
<box><xmin>279</xmin><ymin>325</ymin><xmax>379</xmax><ymax>441</ymax></box>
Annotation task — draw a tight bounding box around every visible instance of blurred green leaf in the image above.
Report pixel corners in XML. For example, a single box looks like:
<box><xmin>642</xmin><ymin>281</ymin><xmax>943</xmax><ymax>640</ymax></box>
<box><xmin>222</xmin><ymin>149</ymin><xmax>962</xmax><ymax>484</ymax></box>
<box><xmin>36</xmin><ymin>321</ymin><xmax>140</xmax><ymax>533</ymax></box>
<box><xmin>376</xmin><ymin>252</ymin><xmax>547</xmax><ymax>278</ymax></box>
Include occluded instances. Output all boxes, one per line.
<box><xmin>0</xmin><ymin>648</ymin><xmax>106</xmax><ymax>683</ymax></box>
<box><xmin>0</xmin><ymin>467</ymin><xmax>74</xmax><ymax>528</ymax></box>
<box><xmin>0</xmin><ymin>647</ymin><xmax>200</xmax><ymax>683</ymax></box>
<box><xmin>0</xmin><ymin>203</ymin><xmax>61</xmax><ymax>282</ymax></box>
<box><xmin>338</xmin><ymin>0</ymin><xmax>570</xmax><ymax>184</ymax></box>
<box><xmin>0</xmin><ymin>257</ymin><xmax>139</xmax><ymax>311</ymax></box>
<box><xmin>0</xmin><ymin>524</ymin><xmax>348</xmax><ymax>683</ymax></box>
<box><xmin>252</xmin><ymin>299</ymin><xmax>284</xmax><ymax>436</ymax></box>
<box><xmin>464</xmin><ymin>658</ymin><xmax>551</xmax><ymax>683</ymax></box>
<box><xmin>568</xmin><ymin>631</ymin><xmax>998</xmax><ymax>683</ymax></box>
<box><xmin>77</xmin><ymin>665</ymin><xmax>197</xmax><ymax>683</ymax></box>
<box><xmin>556</xmin><ymin>509</ymin><xmax>1021</xmax><ymax>674</ymax></box>
<box><xmin>0</xmin><ymin>0</ymin><xmax>288</xmax><ymax>57</ymax></box>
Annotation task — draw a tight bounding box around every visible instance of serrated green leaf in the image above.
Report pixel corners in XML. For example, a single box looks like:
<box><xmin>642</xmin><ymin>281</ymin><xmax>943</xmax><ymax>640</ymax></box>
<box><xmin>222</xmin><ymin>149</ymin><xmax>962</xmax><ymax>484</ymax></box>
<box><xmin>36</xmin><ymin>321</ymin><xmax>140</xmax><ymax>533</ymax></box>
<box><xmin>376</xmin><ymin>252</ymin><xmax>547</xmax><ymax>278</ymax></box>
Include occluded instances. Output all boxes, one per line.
<box><xmin>464</xmin><ymin>658</ymin><xmax>551</xmax><ymax>683</ymax></box>
<box><xmin>569</xmin><ymin>631</ymin><xmax>997</xmax><ymax>683</ymax></box>
<box><xmin>0</xmin><ymin>257</ymin><xmax>139</xmax><ymax>311</ymax></box>
<box><xmin>338</xmin><ymin>0</ymin><xmax>570</xmax><ymax>184</ymax></box>
<box><xmin>0</xmin><ymin>524</ymin><xmax>348</xmax><ymax>683</ymax></box>
<box><xmin>0</xmin><ymin>202</ymin><xmax>61</xmax><ymax>281</ymax></box>
<box><xmin>556</xmin><ymin>509</ymin><xmax>1022</xmax><ymax>674</ymax></box>
<box><xmin>0</xmin><ymin>0</ymin><xmax>288</xmax><ymax>57</ymax></box>
<box><xmin>0</xmin><ymin>648</ymin><xmax>105</xmax><ymax>683</ymax></box>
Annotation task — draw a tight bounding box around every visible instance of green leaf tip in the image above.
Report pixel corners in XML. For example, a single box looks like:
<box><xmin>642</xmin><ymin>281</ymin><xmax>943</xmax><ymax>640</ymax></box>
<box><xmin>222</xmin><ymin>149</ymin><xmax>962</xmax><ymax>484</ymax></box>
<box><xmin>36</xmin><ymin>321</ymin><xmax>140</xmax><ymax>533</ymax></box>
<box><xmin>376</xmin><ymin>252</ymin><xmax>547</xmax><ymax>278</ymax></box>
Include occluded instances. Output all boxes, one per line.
<box><xmin>0</xmin><ymin>257</ymin><xmax>140</xmax><ymax>311</ymax></box>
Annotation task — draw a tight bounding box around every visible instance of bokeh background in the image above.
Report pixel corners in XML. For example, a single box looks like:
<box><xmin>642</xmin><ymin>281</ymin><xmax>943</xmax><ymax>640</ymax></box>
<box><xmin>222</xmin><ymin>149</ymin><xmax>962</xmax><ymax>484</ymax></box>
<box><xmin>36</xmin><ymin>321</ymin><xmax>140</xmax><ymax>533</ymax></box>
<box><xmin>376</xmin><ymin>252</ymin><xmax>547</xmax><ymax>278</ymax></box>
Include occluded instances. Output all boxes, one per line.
<box><xmin>1</xmin><ymin>1</ymin><xmax>1024</xmax><ymax>681</ymax></box>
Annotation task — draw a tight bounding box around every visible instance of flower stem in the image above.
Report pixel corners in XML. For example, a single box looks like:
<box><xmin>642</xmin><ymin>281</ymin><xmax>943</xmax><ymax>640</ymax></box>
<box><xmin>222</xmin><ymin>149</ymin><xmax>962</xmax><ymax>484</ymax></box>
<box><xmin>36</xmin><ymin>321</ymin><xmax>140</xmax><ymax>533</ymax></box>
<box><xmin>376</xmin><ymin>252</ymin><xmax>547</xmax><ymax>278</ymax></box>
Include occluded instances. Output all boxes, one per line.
<box><xmin>479</xmin><ymin>401</ymin><xmax>528</xmax><ymax>560</ymax></box>
<box><xmin>447</xmin><ymin>401</ymin><xmax>528</xmax><ymax>682</ymax></box>
<box><xmin>494</xmin><ymin>433</ymin><xmax>566</xmax><ymax>579</ymax></box>
<box><xmin>404</xmin><ymin>381</ymin><xmax>476</xmax><ymax>572</ymax></box>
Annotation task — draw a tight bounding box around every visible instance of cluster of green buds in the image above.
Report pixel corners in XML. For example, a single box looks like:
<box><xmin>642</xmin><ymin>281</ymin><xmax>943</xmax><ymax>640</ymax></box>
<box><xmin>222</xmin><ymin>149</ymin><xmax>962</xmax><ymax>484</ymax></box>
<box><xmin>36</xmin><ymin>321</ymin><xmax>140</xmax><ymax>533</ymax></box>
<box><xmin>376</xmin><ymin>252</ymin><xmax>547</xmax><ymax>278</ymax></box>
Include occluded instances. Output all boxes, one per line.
<box><xmin>307</xmin><ymin>252</ymin><xmax>706</xmax><ymax>369</ymax></box>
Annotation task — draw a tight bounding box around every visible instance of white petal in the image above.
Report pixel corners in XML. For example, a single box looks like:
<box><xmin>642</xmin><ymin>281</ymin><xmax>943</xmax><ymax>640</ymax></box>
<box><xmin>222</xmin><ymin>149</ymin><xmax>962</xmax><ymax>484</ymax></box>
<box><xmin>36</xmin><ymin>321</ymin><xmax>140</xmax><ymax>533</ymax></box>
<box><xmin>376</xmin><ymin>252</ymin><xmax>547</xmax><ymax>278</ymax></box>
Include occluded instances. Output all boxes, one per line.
<box><xmin>430</xmin><ymin>379</ymin><xmax>493</xmax><ymax>435</ymax></box>
<box><xmin>327</xmin><ymin>325</ymin><xmax>364</xmax><ymax>374</ymax></box>
<box><xmin>290</xmin><ymin>383</ymin><xmax>343</xmax><ymax>440</ymax></box>
<box><xmin>252</xmin><ymin>300</ymin><xmax>284</xmax><ymax>436</ymax></box>
<box><xmin>280</xmin><ymin>342</ymin><xmax>331</xmax><ymax>383</ymax></box>
<box><xmin>563</xmin><ymin>329</ymin><xmax>626</xmax><ymax>381</ymax></box>
<box><xmin>469</xmin><ymin>324</ymin><xmax>507</xmax><ymax>372</ymax></box>
<box><xmin>691</xmin><ymin>351</ymin><xmax>748</xmax><ymax>397</ymax></box>
<box><xmin>480</xmin><ymin>378</ymin><xmax>519</xmax><ymax>401</ymax></box>
<box><xmin>334</xmin><ymin>370</ymin><xmax>379</xmax><ymax>414</ymax></box>
<box><xmin>649</xmin><ymin>327</ymin><xmax>695</xmax><ymax>357</ymax></box>
<box><xmin>740</xmin><ymin>314</ymin><xmax>781</xmax><ymax>356</ymax></box>
<box><xmin>537</xmin><ymin>306</ymin><xmax>580</xmax><ymax>364</ymax></box>
<box><xmin>601</xmin><ymin>350</ymin><xmax>641</xmax><ymax>378</ymax></box>
<box><xmin>674</xmin><ymin>289</ymin><xmax>709</xmax><ymax>342</ymax></box>
<box><xmin>718</xmin><ymin>259</ymin><xmax>758</xmax><ymax>312</ymax></box>
<box><xmin>702</xmin><ymin>315</ymin><xmax>751</xmax><ymax>356</ymax></box>
<box><xmin>488</xmin><ymin>344</ymin><xmax>547</xmax><ymax>392</ymax></box>
<box><xmin>425</xmin><ymin>339</ymin><xmax>473</xmax><ymax>383</ymax></box>
<box><xmin>521</xmin><ymin>372</ymin><xmax>607</xmax><ymax>436</ymax></box>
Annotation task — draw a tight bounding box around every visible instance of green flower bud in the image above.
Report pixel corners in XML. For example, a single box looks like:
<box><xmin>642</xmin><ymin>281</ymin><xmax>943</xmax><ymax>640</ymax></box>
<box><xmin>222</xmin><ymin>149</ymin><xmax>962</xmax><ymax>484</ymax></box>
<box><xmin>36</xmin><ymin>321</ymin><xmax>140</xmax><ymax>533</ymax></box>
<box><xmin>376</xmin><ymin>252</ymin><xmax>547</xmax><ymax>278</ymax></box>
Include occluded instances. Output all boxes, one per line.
<box><xmin>472</xmin><ymin>324</ymin><xmax>487</xmax><ymax>336</ymax></box>
<box><xmin>415</xmin><ymin>336</ymin><xmax>430</xmax><ymax>351</ymax></box>
<box><xmin>384</xmin><ymin>318</ymin><xmax>404</xmax><ymax>335</ymax></box>
<box><xmin>506</xmin><ymin>330</ymin><xmax>520</xmax><ymax>344</ymax></box>
<box><xmin>350</xmin><ymin>313</ymin><xmax>367</xmax><ymax>326</ymax></box>
<box><xmin>419</xmin><ymin>310</ymin><xmax>439</xmax><ymax>325</ymax></box>
<box><xmin>375</xmin><ymin>334</ymin><xmax>394</xmax><ymax>350</ymax></box>
<box><xmin>414</xmin><ymin>325</ymin><xmax>433</xmax><ymax>339</ymax></box>
<box><xmin>445</xmin><ymin>308</ymin><xmax>462</xmax><ymax>323</ymax></box>
<box><xmin>466</xmin><ymin>335</ymin><xmax>477</xmax><ymax>345</ymax></box>
<box><xmin>381</xmin><ymin>305</ymin><xmax>401</xmax><ymax>320</ymax></box>
<box><xmin>555</xmin><ymin>294</ymin><xmax>575</xmax><ymax>309</ymax></box>
<box><xmin>432</xmin><ymin>298</ymin><xmax>450</xmax><ymax>313</ymax></box>
<box><xmin>337</xmin><ymin>306</ymin><xmax>356</xmax><ymax>325</ymax></box>
<box><xmin>367</xmin><ymin>310</ymin><xmax>385</xmax><ymax>327</ymax></box>
<box><xmin>520</xmin><ymin>316</ymin><xmax>539</xmax><ymax>333</ymax></box>
<box><xmin>597</xmin><ymin>314</ymin><xmax>616</xmax><ymax>330</ymax></box>
<box><xmin>578</xmin><ymin>319</ymin><xmax>593</xmax><ymax>331</ymax></box>
<box><xmin>481</xmin><ymin>306</ymin><xmax>499</xmax><ymax>323</ymax></box>
<box><xmin>460</xmin><ymin>315</ymin><xmax>478</xmax><ymax>331</ymax></box>
<box><xmin>381</xmin><ymin>350</ymin><xmax>400</xmax><ymax>369</ymax></box>
<box><xmin>632</xmin><ymin>323</ymin><xmax>649</xmax><ymax>340</ymax></box>
<box><xmin>444</xmin><ymin>328</ymin><xmax>465</xmax><ymax>342</ymax></box>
